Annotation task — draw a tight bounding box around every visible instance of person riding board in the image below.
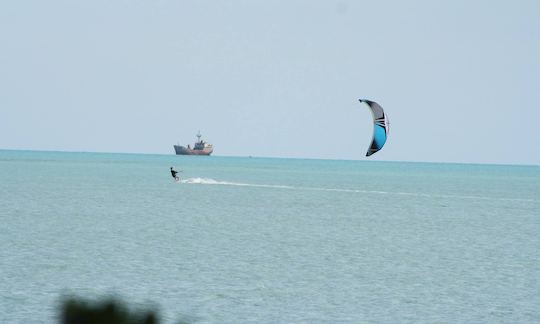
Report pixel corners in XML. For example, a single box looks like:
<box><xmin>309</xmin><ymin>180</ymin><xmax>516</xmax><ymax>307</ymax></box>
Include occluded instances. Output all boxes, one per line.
<box><xmin>170</xmin><ymin>167</ymin><xmax>180</xmax><ymax>181</ymax></box>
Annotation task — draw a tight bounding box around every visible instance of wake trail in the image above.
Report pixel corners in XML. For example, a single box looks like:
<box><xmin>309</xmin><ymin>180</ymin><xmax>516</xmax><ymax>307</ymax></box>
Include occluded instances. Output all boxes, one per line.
<box><xmin>179</xmin><ymin>178</ymin><xmax>536</xmax><ymax>203</ymax></box>
<box><xmin>180</xmin><ymin>177</ymin><xmax>295</xmax><ymax>189</ymax></box>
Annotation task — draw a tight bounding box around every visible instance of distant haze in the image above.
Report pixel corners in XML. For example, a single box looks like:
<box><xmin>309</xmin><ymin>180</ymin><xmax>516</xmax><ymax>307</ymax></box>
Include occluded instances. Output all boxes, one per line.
<box><xmin>1</xmin><ymin>1</ymin><xmax>539</xmax><ymax>165</ymax></box>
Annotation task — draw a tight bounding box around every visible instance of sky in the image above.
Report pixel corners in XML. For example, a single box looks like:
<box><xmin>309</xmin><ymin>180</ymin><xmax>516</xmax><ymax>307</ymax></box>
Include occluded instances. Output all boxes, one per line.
<box><xmin>1</xmin><ymin>0</ymin><xmax>539</xmax><ymax>165</ymax></box>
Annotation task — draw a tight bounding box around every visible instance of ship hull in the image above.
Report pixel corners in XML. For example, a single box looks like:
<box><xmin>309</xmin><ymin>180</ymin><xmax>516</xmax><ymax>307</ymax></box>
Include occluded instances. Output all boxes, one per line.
<box><xmin>174</xmin><ymin>145</ymin><xmax>213</xmax><ymax>156</ymax></box>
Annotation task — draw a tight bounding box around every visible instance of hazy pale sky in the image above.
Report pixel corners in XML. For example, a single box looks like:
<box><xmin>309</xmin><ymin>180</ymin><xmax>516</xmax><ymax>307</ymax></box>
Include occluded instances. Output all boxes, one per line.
<box><xmin>1</xmin><ymin>0</ymin><xmax>539</xmax><ymax>165</ymax></box>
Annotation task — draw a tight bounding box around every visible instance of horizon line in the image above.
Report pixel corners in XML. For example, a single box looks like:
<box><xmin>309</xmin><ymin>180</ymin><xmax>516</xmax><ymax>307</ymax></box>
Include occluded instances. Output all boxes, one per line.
<box><xmin>1</xmin><ymin>148</ymin><xmax>538</xmax><ymax>168</ymax></box>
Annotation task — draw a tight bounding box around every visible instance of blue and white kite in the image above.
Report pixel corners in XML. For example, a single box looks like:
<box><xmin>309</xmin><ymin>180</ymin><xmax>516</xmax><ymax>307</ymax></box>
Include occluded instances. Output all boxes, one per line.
<box><xmin>359</xmin><ymin>99</ymin><xmax>389</xmax><ymax>157</ymax></box>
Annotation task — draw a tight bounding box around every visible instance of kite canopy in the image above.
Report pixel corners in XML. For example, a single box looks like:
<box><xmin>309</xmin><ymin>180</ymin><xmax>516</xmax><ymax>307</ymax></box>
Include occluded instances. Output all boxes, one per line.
<box><xmin>359</xmin><ymin>99</ymin><xmax>389</xmax><ymax>157</ymax></box>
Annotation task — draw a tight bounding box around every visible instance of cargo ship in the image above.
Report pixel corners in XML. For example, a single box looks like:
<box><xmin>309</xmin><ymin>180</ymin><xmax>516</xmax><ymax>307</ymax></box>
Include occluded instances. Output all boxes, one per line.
<box><xmin>174</xmin><ymin>132</ymin><xmax>213</xmax><ymax>155</ymax></box>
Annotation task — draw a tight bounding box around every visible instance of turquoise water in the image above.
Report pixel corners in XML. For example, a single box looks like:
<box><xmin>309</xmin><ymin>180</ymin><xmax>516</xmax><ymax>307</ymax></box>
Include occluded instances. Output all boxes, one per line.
<box><xmin>1</xmin><ymin>150</ymin><xmax>539</xmax><ymax>323</ymax></box>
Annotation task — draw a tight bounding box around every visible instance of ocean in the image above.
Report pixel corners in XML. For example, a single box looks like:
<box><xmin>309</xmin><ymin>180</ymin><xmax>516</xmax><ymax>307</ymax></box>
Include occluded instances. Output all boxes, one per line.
<box><xmin>1</xmin><ymin>150</ymin><xmax>539</xmax><ymax>323</ymax></box>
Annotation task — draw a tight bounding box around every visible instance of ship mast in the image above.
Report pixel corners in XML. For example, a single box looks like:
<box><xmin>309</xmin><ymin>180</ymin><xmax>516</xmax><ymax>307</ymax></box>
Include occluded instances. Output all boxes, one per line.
<box><xmin>197</xmin><ymin>130</ymin><xmax>202</xmax><ymax>143</ymax></box>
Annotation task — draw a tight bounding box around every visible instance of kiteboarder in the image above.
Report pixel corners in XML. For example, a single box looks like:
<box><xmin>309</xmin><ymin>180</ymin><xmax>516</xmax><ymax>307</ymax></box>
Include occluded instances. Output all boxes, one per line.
<box><xmin>170</xmin><ymin>167</ymin><xmax>180</xmax><ymax>181</ymax></box>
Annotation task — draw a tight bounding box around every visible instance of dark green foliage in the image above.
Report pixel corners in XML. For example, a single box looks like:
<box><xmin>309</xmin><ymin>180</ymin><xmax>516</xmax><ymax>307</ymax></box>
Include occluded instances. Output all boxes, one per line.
<box><xmin>60</xmin><ymin>298</ymin><xmax>158</xmax><ymax>324</ymax></box>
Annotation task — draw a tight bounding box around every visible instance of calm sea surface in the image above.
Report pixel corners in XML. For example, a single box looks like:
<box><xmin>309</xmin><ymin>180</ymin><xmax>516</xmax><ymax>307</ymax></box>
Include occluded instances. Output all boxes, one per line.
<box><xmin>1</xmin><ymin>150</ymin><xmax>539</xmax><ymax>323</ymax></box>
